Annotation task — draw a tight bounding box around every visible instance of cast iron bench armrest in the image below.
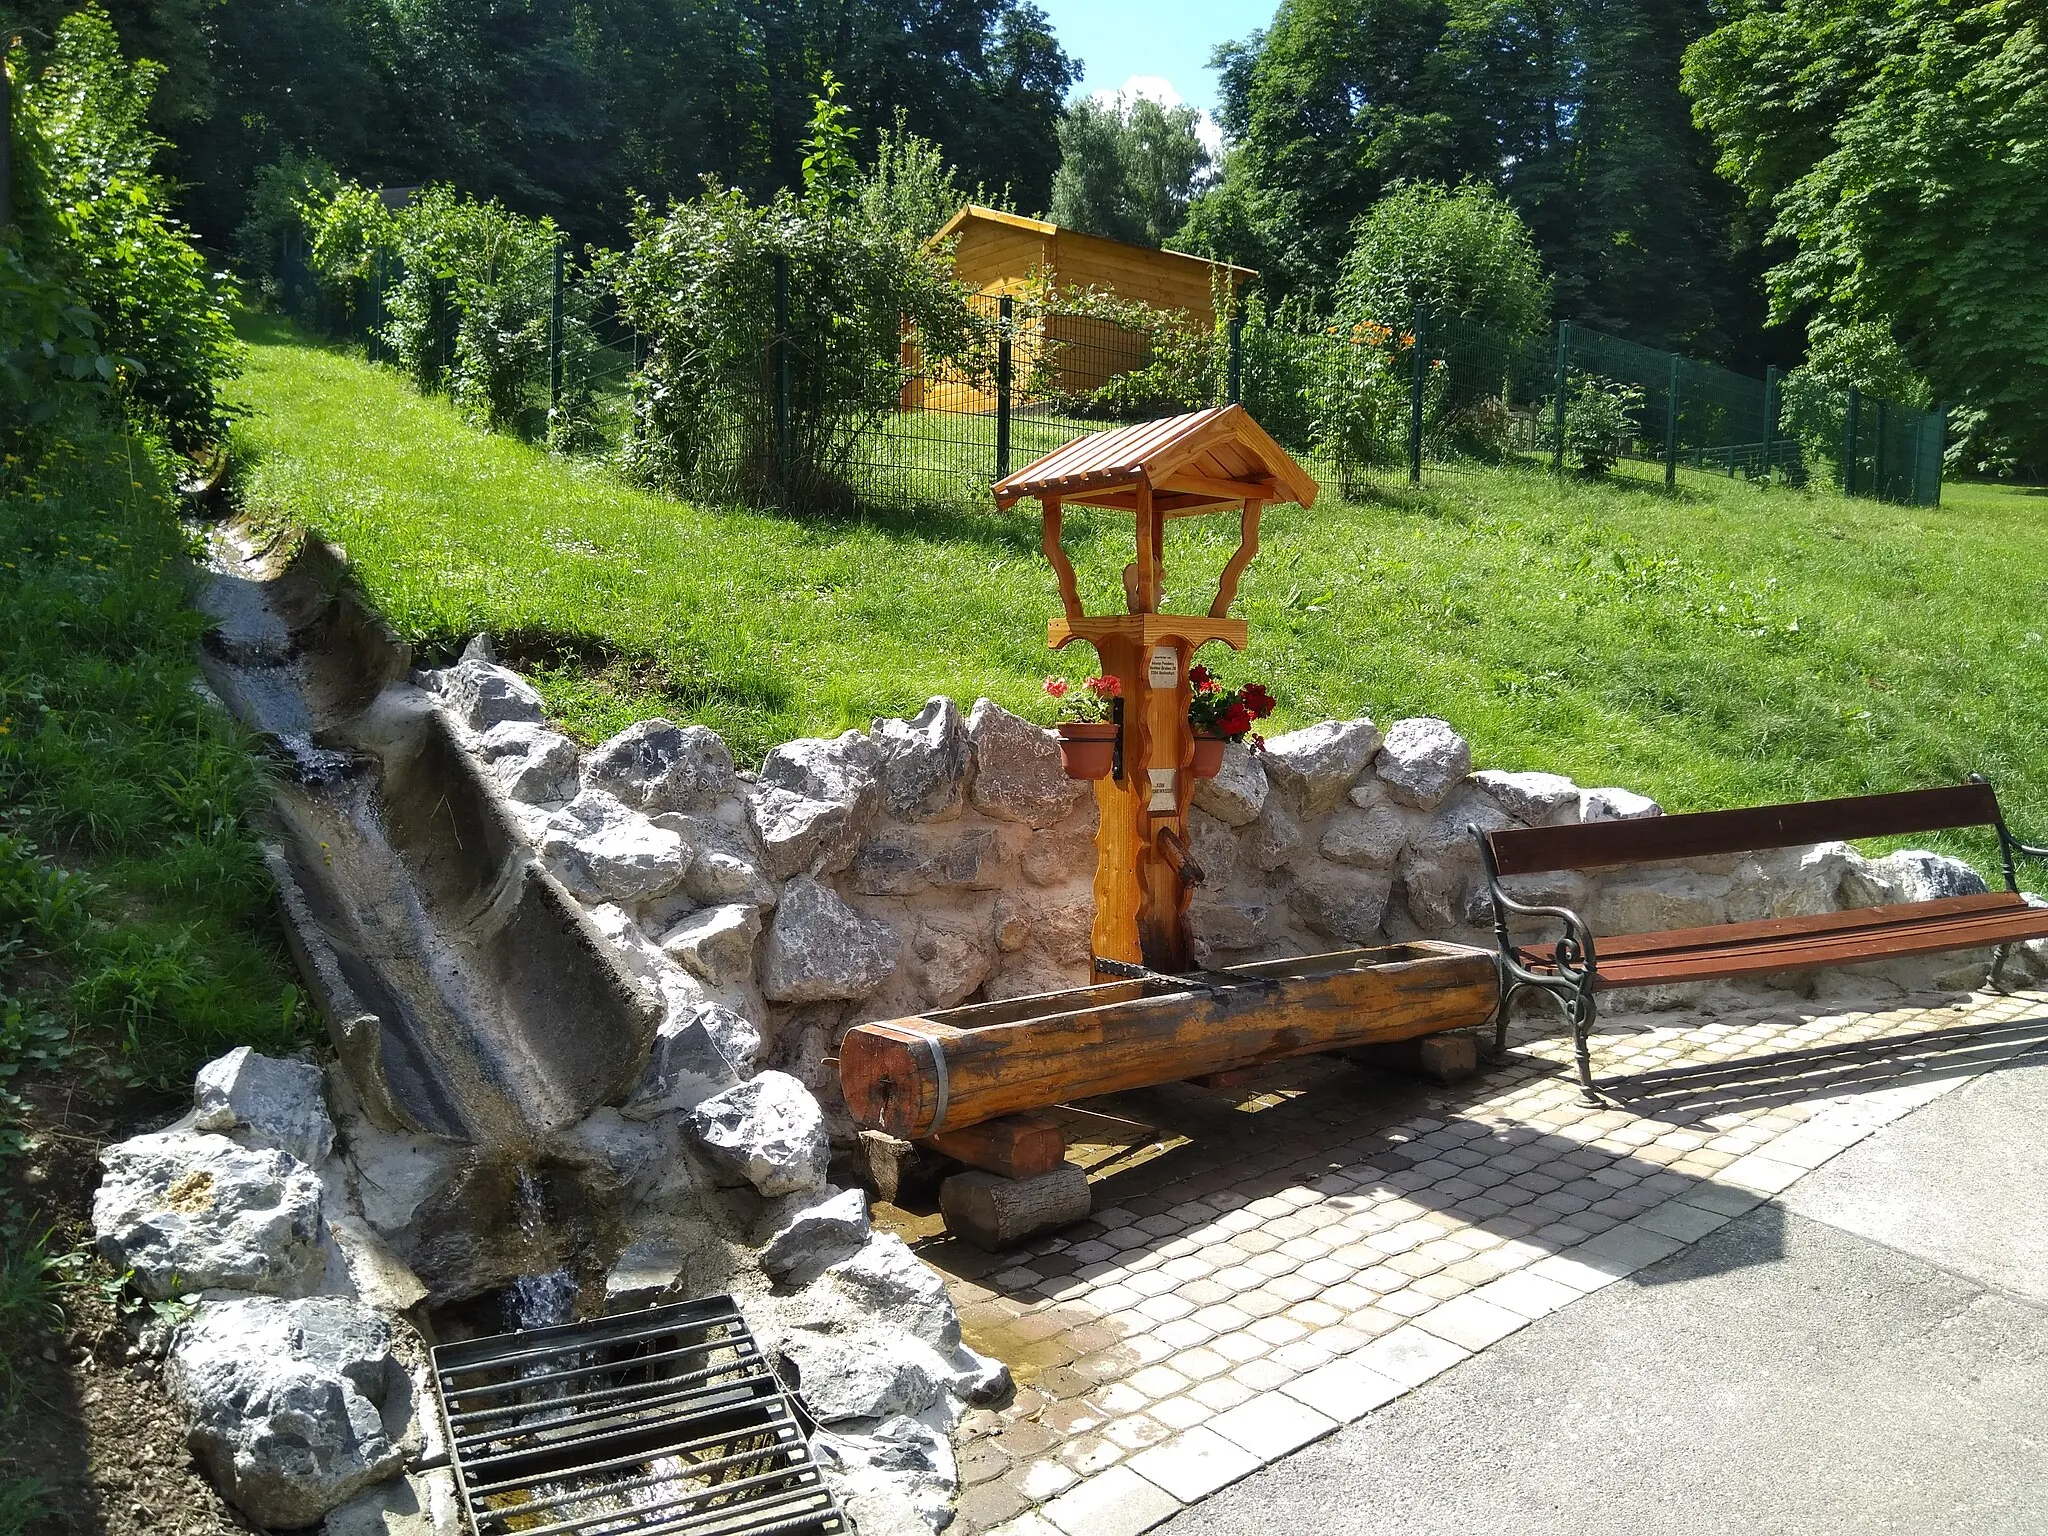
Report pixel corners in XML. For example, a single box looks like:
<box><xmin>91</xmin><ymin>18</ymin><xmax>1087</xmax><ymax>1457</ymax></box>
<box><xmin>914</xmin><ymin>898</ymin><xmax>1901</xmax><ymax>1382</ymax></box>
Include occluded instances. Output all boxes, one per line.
<box><xmin>1469</xmin><ymin>823</ymin><xmax>1603</xmax><ymax>1085</ymax></box>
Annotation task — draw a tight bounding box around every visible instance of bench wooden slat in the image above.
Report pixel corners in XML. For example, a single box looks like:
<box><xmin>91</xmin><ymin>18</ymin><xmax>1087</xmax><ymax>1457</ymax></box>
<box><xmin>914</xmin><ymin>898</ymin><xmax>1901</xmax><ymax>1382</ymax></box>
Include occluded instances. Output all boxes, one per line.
<box><xmin>1487</xmin><ymin>782</ymin><xmax>2001</xmax><ymax>876</ymax></box>
<box><xmin>1556</xmin><ymin>891</ymin><xmax>2023</xmax><ymax>961</ymax></box>
<box><xmin>1514</xmin><ymin>900</ymin><xmax>2048</xmax><ymax>989</ymax></box>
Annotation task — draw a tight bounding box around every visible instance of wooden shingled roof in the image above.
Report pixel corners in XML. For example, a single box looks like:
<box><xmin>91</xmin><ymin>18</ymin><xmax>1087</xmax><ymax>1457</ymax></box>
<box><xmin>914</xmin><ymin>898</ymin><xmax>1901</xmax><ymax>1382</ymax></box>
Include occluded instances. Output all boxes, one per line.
<box><xmin>990</xmin><ymin>406</ymin><xmax>1319</xmax><ymax>516</ymax></box>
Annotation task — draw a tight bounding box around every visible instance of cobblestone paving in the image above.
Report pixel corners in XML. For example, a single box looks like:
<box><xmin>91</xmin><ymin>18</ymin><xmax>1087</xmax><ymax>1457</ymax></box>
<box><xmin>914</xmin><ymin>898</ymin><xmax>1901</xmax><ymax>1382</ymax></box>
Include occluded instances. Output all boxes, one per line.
<box><xmin>907</xmin><ymin>988</ymin><xmax>2048</xmax><ymax>1535</ymax></box>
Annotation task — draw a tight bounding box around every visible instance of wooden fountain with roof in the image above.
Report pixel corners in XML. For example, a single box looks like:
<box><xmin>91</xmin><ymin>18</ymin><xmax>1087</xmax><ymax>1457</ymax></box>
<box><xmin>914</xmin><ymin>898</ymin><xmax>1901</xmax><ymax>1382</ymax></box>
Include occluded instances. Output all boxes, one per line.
<box><xmin>839</xmin><ymin>407</ymin><xmax>1501</xmax><ymax>1250</ymax></box>
<box><xmin>993</xmin><ymin>404</ymin><xmax>1319</xmax><ymax>977</ymax></box>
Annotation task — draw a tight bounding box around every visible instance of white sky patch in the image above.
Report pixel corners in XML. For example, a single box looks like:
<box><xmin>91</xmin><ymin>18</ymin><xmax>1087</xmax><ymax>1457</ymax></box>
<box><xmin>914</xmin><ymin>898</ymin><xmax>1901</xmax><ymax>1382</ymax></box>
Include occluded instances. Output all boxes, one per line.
<box><xmin>1090</xmin><ymin>73</ymin><xmax>1226</xmax><ymax>162</ymax></box>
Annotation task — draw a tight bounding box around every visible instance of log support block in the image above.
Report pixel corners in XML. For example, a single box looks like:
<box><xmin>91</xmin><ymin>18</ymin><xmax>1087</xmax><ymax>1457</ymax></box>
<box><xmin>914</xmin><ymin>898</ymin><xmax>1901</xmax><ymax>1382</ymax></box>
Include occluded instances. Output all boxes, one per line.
<box><xmin>939</xmin><ymin>1164</ymin><xmax>1092</xmax><ymax>1252</ymax></box>
<box><xmin>1345</xmin><ymin>1030</ymin><xmax>1481</xmax><ymax>1085</ymax></box>
<box><xmin>923</xmin><ymin>1114</ymin><xmax>1065</xmax><ymax>1180</ymax></box>
<box><xmin>859</xmin><ymin>1129</ymin><xmax>941</xmax><ymax>1206</ymax></box>
<box><xmin>1187</xmin><ymin>1067</ymin><xmax>1259</xmax><ymax>1090</ymax></box>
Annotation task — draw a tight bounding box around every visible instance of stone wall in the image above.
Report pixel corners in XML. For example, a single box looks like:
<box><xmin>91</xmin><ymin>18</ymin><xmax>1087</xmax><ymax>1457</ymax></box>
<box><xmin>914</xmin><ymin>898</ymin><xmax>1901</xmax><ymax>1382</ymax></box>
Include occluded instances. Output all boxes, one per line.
<box><xmin>436</xmin><ymin>649</ymin><xmax>2016</xmax><ymax>1131</ymax></box>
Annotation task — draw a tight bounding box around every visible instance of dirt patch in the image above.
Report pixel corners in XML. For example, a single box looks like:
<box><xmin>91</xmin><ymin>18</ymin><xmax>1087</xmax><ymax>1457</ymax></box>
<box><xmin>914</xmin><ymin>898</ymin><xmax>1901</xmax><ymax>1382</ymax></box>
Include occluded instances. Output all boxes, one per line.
<box><xmin>3</xmin><ymin>1087</ymin><xmax>256</xmax><ymax>1536</ymax></box>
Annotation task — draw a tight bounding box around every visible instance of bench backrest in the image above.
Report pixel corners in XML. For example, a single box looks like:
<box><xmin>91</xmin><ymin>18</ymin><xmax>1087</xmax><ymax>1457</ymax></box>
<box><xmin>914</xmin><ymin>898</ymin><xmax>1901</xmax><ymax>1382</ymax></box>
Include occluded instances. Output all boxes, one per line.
<box><xmin>1483</xmin><ymin>781</ymin><xmax>2001</xmax><ymax>877</ymax></box>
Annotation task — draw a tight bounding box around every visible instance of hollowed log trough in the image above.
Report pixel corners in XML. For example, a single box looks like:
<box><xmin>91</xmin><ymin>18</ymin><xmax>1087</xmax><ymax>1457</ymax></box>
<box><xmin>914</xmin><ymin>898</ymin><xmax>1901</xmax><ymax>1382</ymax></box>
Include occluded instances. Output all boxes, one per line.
<box><xmin>840</xmin><ymin>941</ymin><xmax>1501</xmax><ymax>1248</ymax></box>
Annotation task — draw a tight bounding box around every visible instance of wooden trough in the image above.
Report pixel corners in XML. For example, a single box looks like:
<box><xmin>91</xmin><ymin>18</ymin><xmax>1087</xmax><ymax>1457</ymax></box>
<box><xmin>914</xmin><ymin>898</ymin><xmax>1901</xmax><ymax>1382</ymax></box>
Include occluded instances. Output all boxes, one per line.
<box><xmin>841</xmin><ymin>943</ymin><xmax>1499</xmax><ymax>1142</ymax></box>
<box><xmin>839</xmin><ymin>408</ymin><xmax>1503</xmax><ymax>1249</ymax></box>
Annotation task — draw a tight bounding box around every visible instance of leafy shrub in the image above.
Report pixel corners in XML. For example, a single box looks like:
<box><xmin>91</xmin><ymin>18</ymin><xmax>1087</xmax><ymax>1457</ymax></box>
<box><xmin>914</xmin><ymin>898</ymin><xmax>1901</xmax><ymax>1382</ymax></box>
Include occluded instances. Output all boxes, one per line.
<box><xmin>1779</xmin><ymin>320</ymin><xmax>1933</xmax><ymax>471</ymax></box>
<box><xmin>300</xmin><ymin>181</ymin><xmax>560</xmax><ymax>434</ymax></box>
<box><xmin>1306</xmin><ymin>317</ymin><xmax>1416</xmax><ymax>493</ymax></box>
<box><xmin>11</xmin><ymin>8</ymin><xmax>239</xmax><ymax>453</ymax></box>
<box><xmin>233</xmin><ymin>150</ymin><xmax>340</xmax><ymax>291</ymax></box>
<box><xmin>1335</xmin><ymin>180</ymin><xmax>1550</xmax><ymax>416</ymax></box>
<box><xmin>607</xmin><ymin>180</ymin><xmax>982</xmax><ymax>510</ymax></box>
<box><xmin>1549</xmin><ymin>373</ymin><xmax>1644</xmax><ymax>475</ymax></box>
<box><xmin>1021</xmin><ymin>277</ymin><xmax>1223</xmax><ymax>420</ymax></box>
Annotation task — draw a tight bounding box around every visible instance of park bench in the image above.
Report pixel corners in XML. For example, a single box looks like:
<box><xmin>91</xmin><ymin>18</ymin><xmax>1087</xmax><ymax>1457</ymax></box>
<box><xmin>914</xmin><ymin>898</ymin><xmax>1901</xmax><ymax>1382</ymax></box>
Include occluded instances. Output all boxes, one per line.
<box><xmin>1471</xmin><ymin>777</ymin><xmax>2048</xmax><ymax>1104</ymax></box>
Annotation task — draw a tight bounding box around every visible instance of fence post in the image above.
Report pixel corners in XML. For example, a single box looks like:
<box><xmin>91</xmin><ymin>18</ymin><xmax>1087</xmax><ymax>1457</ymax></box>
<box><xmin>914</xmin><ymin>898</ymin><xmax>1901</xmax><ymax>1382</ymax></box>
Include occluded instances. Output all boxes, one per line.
<box><xmin>549</xmin><ymin>237</ymin><xmax>565</xmax><ymax>412</ymax></box>
<box><xmin>1552</xmin><ymin>320</ymin><xmax>1570</xmax><ymax>475</ymax></box>
<box><xmin>1842</xmin><ymin>387</ymin><xmax>1860</xmax><ymax>495</ymax></box>
<box><xmin>1663</xmin><ymin>352</ymin><xmax>1681</xmax><ymax>489</ymax></box>
<box><xmin>1761</xmin><ymin>365</ymin><xmax>1779</xmax><ymax>482</ymax></box>
<box><xmin>1933</xmin><ymin>402</ymin><xmax>1949</xmax><ymax>507</ymax></box>
<box><xmin>1873</xmin><ymin>398</ymin><xmax>1888</xmax><ymax>500</ymax></box>
<box><xmin>1408</xmin><ymin>303</ymin><xmax>1425</xmax><ymax>486</ymax></box>
<box><xmin>1227</xmin><ymin>308</ymin><xmax>1244</xmax><ymax>406</ymax></box>
<box><xmin>772</xmin><ymin>252</ymin><xmax>790</xmax><ymax>499</ymax></box>
<box><xmin>995</xmin><ymin>295</ymin><xmax>1014</xmax><ymax>480</ymax></box>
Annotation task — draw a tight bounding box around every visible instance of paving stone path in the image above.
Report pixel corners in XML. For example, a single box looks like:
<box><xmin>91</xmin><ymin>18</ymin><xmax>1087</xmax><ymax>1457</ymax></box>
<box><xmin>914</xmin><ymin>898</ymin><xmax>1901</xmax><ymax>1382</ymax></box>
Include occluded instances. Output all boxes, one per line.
<box><xmin>908</xmin><ymin>987</ymin><xmax>2048</xmax><ymax>1535</ymax></box>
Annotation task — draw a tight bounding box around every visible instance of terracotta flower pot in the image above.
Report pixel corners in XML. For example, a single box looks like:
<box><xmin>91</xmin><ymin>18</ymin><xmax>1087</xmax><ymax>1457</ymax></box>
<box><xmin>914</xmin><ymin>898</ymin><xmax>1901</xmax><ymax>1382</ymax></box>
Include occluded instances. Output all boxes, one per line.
<box><xmin>1056</xmin><ymin>721</ymin><xmax>1118</xmax><ymax>780</ymax></box>
<box><xmin>1192</xmin><ymin>733</ymin><xmax>1227</xmax><ymax>780</ymax></box>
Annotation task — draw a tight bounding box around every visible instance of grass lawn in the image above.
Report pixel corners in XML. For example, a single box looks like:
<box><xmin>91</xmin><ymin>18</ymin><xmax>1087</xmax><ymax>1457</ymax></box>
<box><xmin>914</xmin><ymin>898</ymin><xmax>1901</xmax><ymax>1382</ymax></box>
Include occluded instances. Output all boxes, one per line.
<box><xmin>230</xmin><ymin>312</ymin><xmax>2048</xmax><ymax>873</ymax></box>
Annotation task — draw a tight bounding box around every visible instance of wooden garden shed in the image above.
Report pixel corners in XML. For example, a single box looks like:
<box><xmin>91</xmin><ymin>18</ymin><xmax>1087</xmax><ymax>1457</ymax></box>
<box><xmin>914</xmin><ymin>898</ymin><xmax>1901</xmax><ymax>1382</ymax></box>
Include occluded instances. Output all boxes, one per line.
<box><xmin>932</xmin><ymin>205</ymin><xmax>1256</xmax><ymax>319</ymax></box>
<box><xmin>904</xmin><ymin>207</ymin><xmax>1258</xmax><ymax>414</ymax></box>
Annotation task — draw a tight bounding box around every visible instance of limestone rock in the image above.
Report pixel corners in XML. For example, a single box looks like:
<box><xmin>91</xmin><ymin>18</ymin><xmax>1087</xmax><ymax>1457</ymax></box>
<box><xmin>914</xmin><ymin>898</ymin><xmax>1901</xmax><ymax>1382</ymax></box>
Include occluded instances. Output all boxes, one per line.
<box><xmin>827</xmin><ymin>1232</ymin><xmax>961</xmax><ymax>1352</ymax></box>
<box><xmin>1025</xmin><ymin>899</ymin><xmax>1095</xmax><ymax>967</ymax></box>
<box><xmin>1470</xmin><ymin>769</ymin><xmax>1581</xmax><ymax>827</ymax></box>
<box><xmin>761</xmin><ymin>877</ymin><xmax>898</xmax><ymax>1003</ymax></box>
<box><xmin>812</xmin><ymin>1416</ymin><xmax>958</xmax><ymax>1536</ymax></box>
<box><xmin>339</xmin><ymin>1118</ymin><xmax>464</xmax><ymax>1241</ymax></box>
<box><xmin>193</xmin><ymin>1048</ymin><xmax>335</xmax><ymax>1167</ymax></box>
<box><xmin>1594</xmin><ymin>870</ymin><xmax>1729</xmax><ymax>935</ymax></box>
<box><xmin>1019</xmin><ymin>822</ymin><xmax>1096</xmax><ymax>887</ymax></box>
<box><xmin>1192</xmin><ymin>745</ymin><xmax>1269</xmax><ymax>827</ymax></box>
<box><xmin>1396</xmin><ymin>851</ymin><xmax>1472</xmax><ymax>932</ymax></box>
<box><xmin>1184</xmin><ymin>808</ymin><xmax>1240</xmax><ymax>887</ymax></box>
<box><xmin>1189</xmin><ymin>900</ymin><xmax>1265</xmax><ymax>955</ymax></box>
<box><xmin>912</xmin><ymin>919</ymin><xmax>997</xmax><ymax>1008</ymax></box>
<box><xmin>686</xmin><ymin>1071</ymin><xmax>829</xmax><ymax>1196</ymax></box>
<box><xmin>992</xmin><ymin>898</ymin><xmax>1031</xmax><ymax>953</ymax></box>
<box><xmin>778</xmin><ymin>1329</ymin><xmax>947</xmax><ymax>1423</ymax></box>
<box><xmin>324</xmin><ymin>1469</ymin><xmax>462</xmax><ymax>1536</ymax></box>
<box><xmin>604</xmin><ymin>1237</ymin><xmax>689</xmax><ymax>1310</ymax></box>
<box><xmin>1374</xmin><ymin>717</ymin><xmax>1473</xmax><ymax>810</ymax></box>
<box><xmin>852</xmin><ymin>827</ymin><xmax>1000</xmax><ymax>897</ymax></box>
<box><xmin>871</xmin><ymin>698</ymin><xmax>969</xmax><ymax>822</ymax></box>
<box><xmin>1242</xmin><ymin>801</ymin><xmax>1303</xmax><ymax>873</ymax></box>
<box><xmin>1319</xmin><ymin>801</ymin><xmax>1414</xmax><ymax>870</ymax></box>
<box><xmin>659</xmin><ymin>904</ymin><xmax>763</xmax><ymax>988</ymax></box>
<box><xmin>439</xmin><ymin>659</ymin><xmax>544</xmax><ymax>732</ymax></box>
<box><xmin>475</xmin><ymin>721</ymin><xmax>580</xmax><ymax>804</ymax></box>
<box><xmin>538</xmin><ymin>790</ymin><xmax>692</xmax><ymax>905</ymax></box>
<box><xmin>966</xmin><ymin>699</ymin><xmax>1083</xmax><ymax>829</ymax></box>
<box><xmin>1581</xmin><ymin>787</ymin><xmax>1663</xmax><ymax>822</ymax></box>
<box><xmin>557</xmin><ymin>1108</ymin><xmax>676</xmax><ymax>1208</ymax></box>
<box><xmin>761</xmin><ymin>732</ymin><xmax>881</xmax><ymax>819</ymax></box>
<box><xmin>166</xmin><ymin>1294</ymin><xmax>408</xmax><ymax>1528</ymax></box>
<box><xmin>1263</xmin><ymin>719</ymin><xmax>1382</xmax><ymax>817</ymax></box>
<box><xmin>1289</xmin><ymin>867</ymin><xmax>1393</xmax><ymax>944</ymax></box>
<box><xmin>1867</xmin><ymin>848</ymin><xmax>1990</xmax><ymax>903</ymax></box>
<box><xmin>623</xmin><ymin>1003</ymin><xmax>760</xmax><ymax>1120</ymax></box>
<box><xmin>761</xmin><ymin>1187</ymin><xmax>871</xmax><ymax>1280</ymax></box>
<box><xmin>667</xmin><ymin>813</ymin><xmax>778</xmax><ymax>908</ymax></box>
<box><xmin>1729</xmin><ymin>842</ymin><xmax>1855</xmax><ymax>922</ymax></box>
<box><xmin>94</xmin><ymin>1131</ymin><xmax>326</xmax><ymax>1299</ymax></box>
<box><xmin>748</xmin><ymin>784</ymin><xmax>867</xmax><ymax>881</ymax></box>
<box><xmin>582</xmin><ymin>719</ymin><xmax>735</xmax><ymax>812</ymax></box>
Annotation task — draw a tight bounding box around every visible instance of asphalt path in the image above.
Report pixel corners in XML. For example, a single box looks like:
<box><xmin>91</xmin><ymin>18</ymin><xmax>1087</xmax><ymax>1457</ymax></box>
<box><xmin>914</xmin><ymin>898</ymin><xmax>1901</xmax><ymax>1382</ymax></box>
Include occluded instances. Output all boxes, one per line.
<box><xmin>1162</xmin><ymin>1047</ymin><xmax>2048</xmax><ymax>1536</ymax></box>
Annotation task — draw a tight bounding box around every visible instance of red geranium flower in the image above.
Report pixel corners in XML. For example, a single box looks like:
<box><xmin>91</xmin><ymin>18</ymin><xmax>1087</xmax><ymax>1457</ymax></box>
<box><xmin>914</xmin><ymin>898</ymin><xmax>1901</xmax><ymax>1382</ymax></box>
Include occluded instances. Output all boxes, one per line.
<box><xmin>1219</xmin><ymin>701</ymin><xmax>1253</xmax><ymax>737</ymax></box>
<box><xmin>1189</xmin><ymin>665</ymin><xmax>1218</xmax><ymax>694</ymax></box>
<box><xmin>1241</xmin><ymin>683</ymin><xmax>1276</xmax><ymax>719</ymax></box>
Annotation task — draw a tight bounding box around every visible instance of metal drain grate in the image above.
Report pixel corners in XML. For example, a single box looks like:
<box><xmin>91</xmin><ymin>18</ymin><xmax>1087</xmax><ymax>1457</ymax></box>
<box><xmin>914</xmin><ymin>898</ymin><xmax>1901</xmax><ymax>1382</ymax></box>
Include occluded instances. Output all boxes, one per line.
<box><xmin>430</xmin><ymin>1295</ymin><xmax>845</xmax><ymax>1536</ymax></box>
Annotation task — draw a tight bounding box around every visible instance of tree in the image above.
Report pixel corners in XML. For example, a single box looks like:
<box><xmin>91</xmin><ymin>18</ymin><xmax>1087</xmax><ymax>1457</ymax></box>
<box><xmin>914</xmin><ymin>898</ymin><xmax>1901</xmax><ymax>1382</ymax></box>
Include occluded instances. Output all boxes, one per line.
<box><xmin>1685</xmin><ymin>0</ymin><xmax>2048</xmax><ymax>463</ymax></box>
<box><xmin>1048</xmin><ymin>93</ymin><xmax>1210</xmax><ymax>248</ymax></box>
<box><xmin>1334</xmin><ymin>181</ymin><xmax>1551</xmax><ymax>409</ymax></box>
<box><xmin>1179</xmin><ymin>0</ymin><xmax>1760</xmax><ymax>359</ymax></box>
